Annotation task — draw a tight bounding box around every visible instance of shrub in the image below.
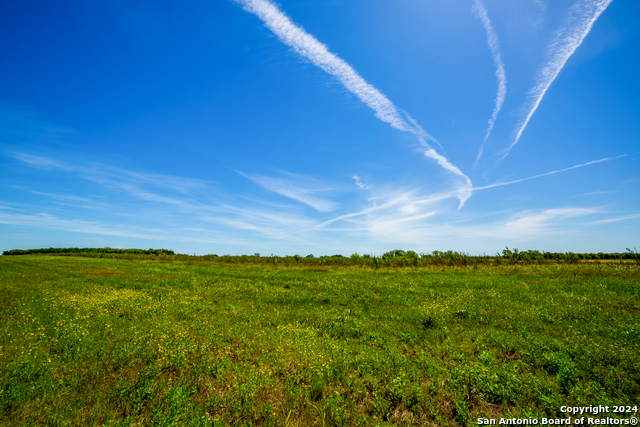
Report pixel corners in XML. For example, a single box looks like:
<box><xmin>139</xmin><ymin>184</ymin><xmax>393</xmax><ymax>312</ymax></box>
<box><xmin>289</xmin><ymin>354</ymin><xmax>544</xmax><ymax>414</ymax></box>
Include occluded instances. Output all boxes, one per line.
<box><xmin>626</xmin><ymin>247</ymin><xmax>640</xmax><ymax>265</ymax></box>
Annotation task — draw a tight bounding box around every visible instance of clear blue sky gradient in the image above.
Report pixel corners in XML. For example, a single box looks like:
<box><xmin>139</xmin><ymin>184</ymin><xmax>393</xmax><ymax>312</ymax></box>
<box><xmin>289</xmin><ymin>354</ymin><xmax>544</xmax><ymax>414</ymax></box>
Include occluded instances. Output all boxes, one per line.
<box><xmin>1</xmin><ymin>0</ymin><xmax>638</xmax><ymax>255</ymax></box>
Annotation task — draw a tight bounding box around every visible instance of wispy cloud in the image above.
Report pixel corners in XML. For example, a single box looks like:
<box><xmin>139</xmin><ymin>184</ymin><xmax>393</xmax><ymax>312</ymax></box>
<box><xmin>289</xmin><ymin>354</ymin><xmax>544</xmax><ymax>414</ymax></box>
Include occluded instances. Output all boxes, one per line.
<box><xmin>12</xmin><ymin>152</ymin><xmax>209</xmax><ymax>200</ymax></box>
<box><xmin>5</xmin><ymin>151</ymin><xmax>626</xmax><ymax>254</ymax></box>
<box><xmin>352</xmin><ymin>175</ymin><xmax>369</xmax><ymax>190</ymax></box>
<box><xmin>472</xmin><ymin>0</ymin><xmax>507</xmax><ymax>166</ymax></box>
<box><xmin>239</xmin><ymin>171</ymin><xmax>340</xmax><ymax>212</ymax></box>
<box><xmin>481</xmin><ymin>207</ymin><xmax>600</xmax><ymax>239</ymax></box>
<box><xmin>0</xmin><ymin>209</ymin><xmax>272</xmax><ymax>247</ymax></box>
<box><xmin>0</xmin><ymin>211</ymin><xmax>168</xmax><ymax>240</ymax></box>
<box><xmin>318</xmin><ymin>187</ymin><xmax>459</xmax><ymax>229</ymax></box>
<box><xmin>326</xmin><ymin>203</ymin><xmax>601</xmax><ymax>248</ymax></box>
<box><xmin>11</xmin><ymin>152</ymin><xmax>75</xmax><ymax>171</ymax></box>
<box><xmin>8</xmin><ymin>186</ymin><xmax>113</xmax><ymax>210</ymax></box>
<box><xmin>9</xmin><ymin>152</ymin><xmax>324</xmax><ymax>244</ymax></box>
<box><xmin>234</xmin><ymin>0</ymin><xmax>415</xmax><ymax>134</ymax></box>
<box><xmin>572</xmin><ymin>190</ymin><xmax>617</xmax><ymax>197</ymax></box>
<box><xmin>592</xmin><ymin>213</ymin><xmax>640</xmax><ymax>224</ymax></box>
<box><xmin>474</xmin><ymin>154</ymin><xmax>627</xmax><ymax>191</ymax></box>
<box><xmin>207</xmin><ymin>203</ymin><xmax>318</xmax><ymax>241</ymax></box>
<box><xmin>361</xmin><ymin>207</ymin><xmax>600</xmax><ymax>246</ymax></box>
<box><xmin>232</xmin><ymin>0</ymin><xmax>472</xmax><ymax>207</ymax></box>
<box><xmin>500</xmin><ymin>0</ymin><xmax>614</xmax><ymax>159</ymax></box>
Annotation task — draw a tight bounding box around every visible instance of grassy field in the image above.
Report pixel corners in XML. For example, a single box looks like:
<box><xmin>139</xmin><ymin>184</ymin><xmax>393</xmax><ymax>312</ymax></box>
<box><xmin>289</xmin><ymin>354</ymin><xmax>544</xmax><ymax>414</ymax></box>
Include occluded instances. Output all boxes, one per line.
<box><xmin>0</xmin><ymin>256</ymin><xmax>638</xmax><ymax>426</ymax></box>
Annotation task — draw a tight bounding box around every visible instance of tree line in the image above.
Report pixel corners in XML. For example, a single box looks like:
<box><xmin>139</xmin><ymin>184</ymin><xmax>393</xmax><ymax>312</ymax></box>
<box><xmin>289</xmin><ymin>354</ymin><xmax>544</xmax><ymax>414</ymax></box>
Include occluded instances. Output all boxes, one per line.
<box><xmin>3</xmin><ymin>247</ymin><xmax>638</xmax><ymax>266</ymax></box>
<box><xmin>2</xmin><ymin>247</ymin><xmax>175</xmax><ymax>256</ymax></box>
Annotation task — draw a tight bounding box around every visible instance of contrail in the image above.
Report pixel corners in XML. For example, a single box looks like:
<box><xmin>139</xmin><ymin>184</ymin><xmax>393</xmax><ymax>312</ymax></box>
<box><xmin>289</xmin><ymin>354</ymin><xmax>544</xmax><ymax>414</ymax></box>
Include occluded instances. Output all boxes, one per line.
<box><xmin>233</xmin><ymin>0</ymin><xmax>472</xmax><ymax>206</ymax></box>
<box><xmin>500</xmin><ymin>0</ymin><xmax>613</xmax><ymax>160</ymax></box>
<box><xmin>474</xmin><ymin>154</ymin><xmax>627</xmax><ymax>191</ymax></box>
<box><xmin>472</xmin><ymin>0</ymin><xmax>507</xmax><ymax>166</ymax></box>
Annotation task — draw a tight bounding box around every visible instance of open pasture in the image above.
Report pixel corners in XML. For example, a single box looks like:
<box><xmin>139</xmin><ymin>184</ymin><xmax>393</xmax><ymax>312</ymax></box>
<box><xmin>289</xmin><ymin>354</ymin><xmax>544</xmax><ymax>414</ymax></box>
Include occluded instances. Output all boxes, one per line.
<box><xmin>0</xmin><ymin>256</ymin><xmax>638</xmax><ymax>426</ymax></box>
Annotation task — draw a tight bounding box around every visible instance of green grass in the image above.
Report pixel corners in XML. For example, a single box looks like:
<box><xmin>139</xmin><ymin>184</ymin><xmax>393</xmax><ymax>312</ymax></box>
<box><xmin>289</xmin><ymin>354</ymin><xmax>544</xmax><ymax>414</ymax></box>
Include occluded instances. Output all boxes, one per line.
<box><xmin>0</xmin><ymin>256</ymin><xmax>638</xmax><ymax>426</ymax></box>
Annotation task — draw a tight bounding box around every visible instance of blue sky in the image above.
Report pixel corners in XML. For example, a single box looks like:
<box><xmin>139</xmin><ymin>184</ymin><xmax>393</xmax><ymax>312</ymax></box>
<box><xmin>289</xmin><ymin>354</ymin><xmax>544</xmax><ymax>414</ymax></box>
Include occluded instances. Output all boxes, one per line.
<box><xmin>1</xmin><ymin>0</ymin><xmax>638</xmax><ymax>256</ymax></box>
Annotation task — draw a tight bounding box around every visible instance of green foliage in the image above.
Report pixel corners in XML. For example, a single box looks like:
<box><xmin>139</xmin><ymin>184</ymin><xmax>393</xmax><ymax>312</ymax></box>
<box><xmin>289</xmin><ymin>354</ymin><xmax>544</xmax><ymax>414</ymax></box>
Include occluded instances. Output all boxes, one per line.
<box><xmin>310</xmin><ymin>375</ymin><xmax>326</xmax><ymax>402</ymax></box>
<box><xmin>2</xmin><ymin>247</ymin><xmax>174</xmax><ymax>256</ymax></box>
<box><xmin>557</xmin><ymin>358</ymin><xmax>578</xmax><ymax>394</ymax></box>
<box><xmin>0</xmin><ymin>256</ymin><xmax>638</xmax><ymax>426</ymax></box>
<box><xmin>626</xmin><ymin>247</ymin><xmax>640</xmax><ymax>265</ymax></box>
<box><xmin>4</xmin><ymin>247</ymin><xmax>639</xmax><ymax>267</ymax></box>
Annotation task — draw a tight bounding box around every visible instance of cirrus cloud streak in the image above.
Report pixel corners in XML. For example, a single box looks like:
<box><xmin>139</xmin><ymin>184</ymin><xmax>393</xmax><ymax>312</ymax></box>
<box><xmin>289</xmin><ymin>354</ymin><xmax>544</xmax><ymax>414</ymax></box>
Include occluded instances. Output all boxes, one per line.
<box><xmin>501</xmin><ymin>0</ymin><xmax>614</xmax><ymax>159</ymax></box>
<box><xmin>472</xmin><ymin>0</ymin><xmax>507</xmax><ymax>166</ymax></box>
<box><xmin>232</xmin><ymin>0</ymin><xmax>472</xmax><ymax>206</ymax></box>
